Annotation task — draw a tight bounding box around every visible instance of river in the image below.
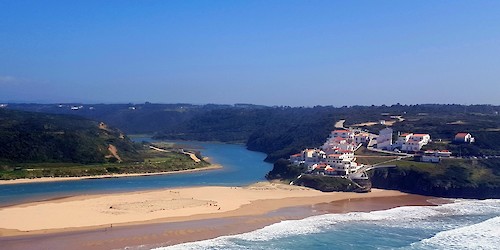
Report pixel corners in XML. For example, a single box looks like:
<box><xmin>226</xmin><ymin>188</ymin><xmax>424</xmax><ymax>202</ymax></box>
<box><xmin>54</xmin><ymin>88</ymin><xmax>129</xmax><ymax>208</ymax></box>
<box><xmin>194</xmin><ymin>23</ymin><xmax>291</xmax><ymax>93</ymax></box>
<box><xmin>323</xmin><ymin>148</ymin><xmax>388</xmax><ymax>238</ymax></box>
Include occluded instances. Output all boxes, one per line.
<box><xmin>0</xmin><ymin>139</ymin><xmax>273</xmax><ymax>206</ymax></box>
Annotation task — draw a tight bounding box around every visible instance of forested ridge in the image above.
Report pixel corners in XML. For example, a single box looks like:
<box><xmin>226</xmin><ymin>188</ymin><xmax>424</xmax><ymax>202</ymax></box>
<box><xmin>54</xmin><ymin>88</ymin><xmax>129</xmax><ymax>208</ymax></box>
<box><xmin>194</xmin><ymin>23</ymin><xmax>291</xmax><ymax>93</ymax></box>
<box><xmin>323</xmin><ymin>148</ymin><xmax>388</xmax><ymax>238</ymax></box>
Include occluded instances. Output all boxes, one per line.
<box><xmin>4</xmin><ymin>103</ymin><xmax>500</xmax><ymax>197</ymax></box>
<box><xmin>7</xmin><ymin>103</ymin><xmax>500</xmax><ymax>161</ymax></box>
<box><xmin>0</xmin><ymin>109</ymin><xmax>140</xmax><ymax>164</ymax></box>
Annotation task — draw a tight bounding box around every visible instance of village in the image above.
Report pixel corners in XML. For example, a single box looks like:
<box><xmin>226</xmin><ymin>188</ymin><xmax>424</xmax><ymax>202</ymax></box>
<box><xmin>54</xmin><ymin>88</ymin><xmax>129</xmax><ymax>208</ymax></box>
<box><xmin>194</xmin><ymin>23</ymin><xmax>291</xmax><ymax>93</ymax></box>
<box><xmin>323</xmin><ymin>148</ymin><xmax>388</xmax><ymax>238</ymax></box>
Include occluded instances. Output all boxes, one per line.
<box><xmin>289</xmin><ymin>121</ymin><xmax>476</xmax><ymax>178</ymax></box>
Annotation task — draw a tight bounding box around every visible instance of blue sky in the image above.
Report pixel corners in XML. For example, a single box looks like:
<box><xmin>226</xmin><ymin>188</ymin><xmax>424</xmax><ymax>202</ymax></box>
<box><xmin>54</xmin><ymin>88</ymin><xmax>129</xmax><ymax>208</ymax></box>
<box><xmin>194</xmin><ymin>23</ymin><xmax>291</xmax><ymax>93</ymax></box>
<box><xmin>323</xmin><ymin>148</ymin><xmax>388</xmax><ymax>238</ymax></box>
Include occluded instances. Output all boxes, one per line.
<box><xmin>1</xmin><ymin>0</ymin><xmax>499</xmax><ymax>106</ymax></box>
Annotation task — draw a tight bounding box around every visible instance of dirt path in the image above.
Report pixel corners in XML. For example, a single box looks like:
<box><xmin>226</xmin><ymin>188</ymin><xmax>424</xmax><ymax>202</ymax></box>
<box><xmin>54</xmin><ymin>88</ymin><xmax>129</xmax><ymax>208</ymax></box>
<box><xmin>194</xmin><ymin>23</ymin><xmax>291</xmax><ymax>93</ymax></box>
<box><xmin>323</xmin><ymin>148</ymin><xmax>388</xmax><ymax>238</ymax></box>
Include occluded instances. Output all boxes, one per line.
<box><xmin>107</xmin><ymin>144</ymin><xmax>122</xmax><ymax>163</ymax></box>
<box><xmin>149</xmin><ymin>146</ymin><xmax>201</xmax><ymax>163</ymax></box>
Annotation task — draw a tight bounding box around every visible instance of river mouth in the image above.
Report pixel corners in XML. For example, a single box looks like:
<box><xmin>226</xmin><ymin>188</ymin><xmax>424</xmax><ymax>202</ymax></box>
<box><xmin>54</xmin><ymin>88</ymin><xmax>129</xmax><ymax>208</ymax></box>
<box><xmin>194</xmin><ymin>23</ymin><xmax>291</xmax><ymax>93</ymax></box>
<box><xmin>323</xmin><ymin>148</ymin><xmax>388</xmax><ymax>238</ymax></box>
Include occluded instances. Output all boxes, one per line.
<box><xmin>0</xmin><ymin>139</ymin><xmax>273</xmax><ymax>206</ymax></box>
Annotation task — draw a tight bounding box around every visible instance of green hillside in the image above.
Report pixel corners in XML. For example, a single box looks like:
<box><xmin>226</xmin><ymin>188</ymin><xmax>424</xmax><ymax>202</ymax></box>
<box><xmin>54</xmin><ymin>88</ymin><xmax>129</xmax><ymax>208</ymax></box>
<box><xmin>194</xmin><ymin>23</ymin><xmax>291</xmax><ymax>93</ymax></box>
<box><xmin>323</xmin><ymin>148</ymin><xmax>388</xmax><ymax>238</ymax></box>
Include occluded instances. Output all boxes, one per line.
<box><xmin>7</xmin><ymin>103</ymin><xmax>500</xmax><ymax>162</ymax></box>
<box><xmin>0</xmin><ymin>109</ymin><xmax>141</xmax><ymax>164</ymax></box>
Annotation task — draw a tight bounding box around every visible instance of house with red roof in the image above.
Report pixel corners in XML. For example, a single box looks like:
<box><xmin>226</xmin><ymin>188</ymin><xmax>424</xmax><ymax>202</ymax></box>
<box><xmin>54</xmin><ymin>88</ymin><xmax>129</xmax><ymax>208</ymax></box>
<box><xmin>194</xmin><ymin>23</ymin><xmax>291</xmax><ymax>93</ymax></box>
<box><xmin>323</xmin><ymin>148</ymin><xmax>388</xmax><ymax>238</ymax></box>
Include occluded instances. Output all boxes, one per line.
<box><xmin>291</xmin><ymin>127</ymin><xmax>364</xmax><ymax>176</ymax></box>
<box><xmin>454</xmin><ymin>133</ymin><xmax>475</xmax><ymax>143</ymax></box>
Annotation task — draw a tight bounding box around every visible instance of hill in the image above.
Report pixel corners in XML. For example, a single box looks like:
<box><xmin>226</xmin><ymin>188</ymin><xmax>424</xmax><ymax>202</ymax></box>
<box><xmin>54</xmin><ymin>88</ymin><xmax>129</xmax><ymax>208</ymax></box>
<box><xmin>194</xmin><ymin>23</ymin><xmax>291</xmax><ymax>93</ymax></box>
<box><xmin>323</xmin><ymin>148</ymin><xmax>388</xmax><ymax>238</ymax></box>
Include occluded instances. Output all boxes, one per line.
<box><xmin>370</xmin><ymin>158</ymin><xmax>500</xmax><ymax>199</ymax></box>
<box><xmin>6</xmin><ymin>103</ymin><xmax>500</xmax><ymax>162</ymax></box>
<box><xmin>0</xmin><ymin>109</ymin><xmax>141</xmax><ymax>164</ymax></box>
<box><xmin>4</xmin><ymin>103</ymin><xmax>500</xmax><ymax>197</ymax></box>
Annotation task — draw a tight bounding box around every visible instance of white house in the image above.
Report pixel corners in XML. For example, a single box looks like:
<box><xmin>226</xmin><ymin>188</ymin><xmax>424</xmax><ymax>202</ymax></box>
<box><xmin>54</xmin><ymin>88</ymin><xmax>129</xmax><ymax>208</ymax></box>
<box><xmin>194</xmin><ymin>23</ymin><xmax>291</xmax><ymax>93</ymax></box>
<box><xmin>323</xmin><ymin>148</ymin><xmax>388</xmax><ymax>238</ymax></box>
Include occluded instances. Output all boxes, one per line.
<box><xmin>419</xmin><ymin>150</ymin><xmax>452</xmax><ymax>163</ymax></box>
<box><xmin>331</xmin><ymin>129</ymin><xmax>354</xmax><ymax>140</ymax></box>
<box><xmin>377</xmin><ymin>128</ymin><xmax>393</xmax><ymax>150</ymax></box>
<box><xmin>290</xmin><ymin>126</ymin><xmax>364</xmax><ymax>177</ymax></box>
<box><xmin>289</xmin><ymin>153</ymin><xmax>303</xmax><ymax>164</ymax></box>
<box><xmin>394</xmin><ymin>133</ymin><xmax>413</xmax><ymax>148</ymax></box>
<box><xmin>354</xmin><ymin>132</ymin><xmax>370</xmax><ymax>144</ymax></box>
<box><xmin>411</xmin><ymin>134</ymin><xmax>431</xmax><ymax>144</ymax></box>
<box><xmin>290</xmin><ymin>149</ymin><xmax>326</xmax><ymax>166</ymax></box>
<box><xmin>400</xmin><ymin>133</ymin><xmax>431</xmax><ymax>152</ymax></box>
<box><xmin>454</xmin><ymin>133</ymin><xmax>475</xmax><ymax>143</ymax></box>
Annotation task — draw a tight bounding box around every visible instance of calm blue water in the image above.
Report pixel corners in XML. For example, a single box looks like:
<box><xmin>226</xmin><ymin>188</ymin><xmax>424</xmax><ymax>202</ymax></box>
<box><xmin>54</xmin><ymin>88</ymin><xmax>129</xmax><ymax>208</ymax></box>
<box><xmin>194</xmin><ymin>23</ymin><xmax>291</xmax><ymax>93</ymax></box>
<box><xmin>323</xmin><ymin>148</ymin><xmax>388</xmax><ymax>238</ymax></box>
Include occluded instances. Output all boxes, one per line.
<box><xmin>0</xmin><ymin>140</ymin><xmax>272</xmax><ymax>206</ymax></box>
<box><xmin>160</xmin><ymin>199</ymin><xmax>500</xmax><ymax>250</ymax></box>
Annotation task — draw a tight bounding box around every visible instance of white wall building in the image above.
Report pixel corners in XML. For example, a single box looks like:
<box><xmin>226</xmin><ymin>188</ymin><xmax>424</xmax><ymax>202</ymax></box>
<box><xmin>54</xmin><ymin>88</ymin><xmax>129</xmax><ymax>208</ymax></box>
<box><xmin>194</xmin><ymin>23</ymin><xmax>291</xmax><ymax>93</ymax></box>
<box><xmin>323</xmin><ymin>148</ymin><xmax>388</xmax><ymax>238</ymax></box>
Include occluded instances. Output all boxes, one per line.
<box><xmin>292</xmin><ymin>128</ymin><xmax>363</xmax><ymax>177</ymax></box>
<box><xmin>419</xmin><ymin>150</ymin><xmax>452</xmax><ymax>163</ymax></box>
<box><xmin>354</xmin><ymin>132</ymin><xmax>370</xmax><ymax>144</ymax></box>
<box><xmin>377</xmin><ymin>128</ymin><xmax>393</xmax><ymax>150</ymax></box>
<box><xmin>290</xmin><ymin>149</ymin><xmax>326</xmax><ymax>166</ymax></box>
<box><xmin>331</xmin><ymin>129</ymin><xmax>354</xmax><ymax>140</ymax></box>
<box><xmin>400</xmin><ymin>133</ymin><xmax>431</xmax><ymax>152</ymax></box>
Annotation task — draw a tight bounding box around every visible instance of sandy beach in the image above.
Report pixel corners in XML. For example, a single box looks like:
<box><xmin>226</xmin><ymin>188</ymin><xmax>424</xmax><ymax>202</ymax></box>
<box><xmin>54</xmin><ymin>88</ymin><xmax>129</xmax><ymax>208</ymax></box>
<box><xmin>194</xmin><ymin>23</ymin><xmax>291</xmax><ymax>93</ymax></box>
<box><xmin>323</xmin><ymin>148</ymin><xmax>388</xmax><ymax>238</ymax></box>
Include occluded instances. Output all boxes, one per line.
<box><xmin>0</xmin><ymin>182</ymin><xmax>439</xmax><ymax>250</ymax></box>
<box><xmin>0</xmin><ymin>164</ymin><xmax>222</xmax><ymax>185</ymax></box>
<box><xmin>1</xmin><ymin>182</ymin><xmax>410</xmax><ymax>236</ymax></box>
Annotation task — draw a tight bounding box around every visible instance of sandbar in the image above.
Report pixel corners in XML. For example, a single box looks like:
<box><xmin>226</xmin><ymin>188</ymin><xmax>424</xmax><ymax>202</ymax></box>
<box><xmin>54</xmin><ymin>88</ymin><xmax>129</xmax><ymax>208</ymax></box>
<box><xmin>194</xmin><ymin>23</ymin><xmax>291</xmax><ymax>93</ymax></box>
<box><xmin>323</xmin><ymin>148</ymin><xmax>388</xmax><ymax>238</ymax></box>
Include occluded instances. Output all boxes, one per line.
<box><xmin>0</xmin><ymin>182</ymin><xmax>410</xmax><ymax>236</ymax></box>
<box><xmin>0</xmin><ymin>182</ymin><xmax>441</xmax><ymax>250</ymax></box>
<box><xmin>0</xmin><ymin>165</ymin><xmax>222</xmax><ymax>185</ymax></box>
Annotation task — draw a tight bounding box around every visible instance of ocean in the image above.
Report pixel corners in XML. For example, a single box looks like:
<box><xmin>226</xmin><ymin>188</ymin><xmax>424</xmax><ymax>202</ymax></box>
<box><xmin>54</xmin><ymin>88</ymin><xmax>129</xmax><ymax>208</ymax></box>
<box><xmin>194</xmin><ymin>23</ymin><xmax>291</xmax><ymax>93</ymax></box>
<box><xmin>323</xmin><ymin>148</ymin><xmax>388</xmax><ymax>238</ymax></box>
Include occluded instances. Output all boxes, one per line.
<box><xmin>159</xmin><ymin>198</ymin><xmax>500</xmax><ymax>250</ymax></box>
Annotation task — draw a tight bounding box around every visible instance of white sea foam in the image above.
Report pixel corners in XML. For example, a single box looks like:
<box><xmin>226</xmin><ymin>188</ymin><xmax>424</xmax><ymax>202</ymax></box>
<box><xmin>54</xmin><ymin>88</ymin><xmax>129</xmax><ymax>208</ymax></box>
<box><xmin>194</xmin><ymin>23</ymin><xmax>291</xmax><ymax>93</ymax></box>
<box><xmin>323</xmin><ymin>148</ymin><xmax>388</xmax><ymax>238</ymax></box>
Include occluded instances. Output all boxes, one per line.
<box><xmin>412</xmin><ymin>216</ymin><xmax>500</xmax><ymax>250</ymax></box>
<box><xmin>155</xmin><ymin>199</ymin><xmax>500</xmax><ymax>250</ymax></box>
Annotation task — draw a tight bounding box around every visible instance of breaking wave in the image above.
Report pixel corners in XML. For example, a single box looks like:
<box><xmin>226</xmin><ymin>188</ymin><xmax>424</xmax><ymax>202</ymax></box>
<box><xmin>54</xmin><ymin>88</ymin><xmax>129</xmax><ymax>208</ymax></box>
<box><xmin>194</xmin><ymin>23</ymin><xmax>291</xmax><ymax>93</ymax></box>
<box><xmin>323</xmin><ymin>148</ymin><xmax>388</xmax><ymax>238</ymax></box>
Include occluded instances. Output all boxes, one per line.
<box><xmin>156</xmin><ymin>199</ymin><xmax>500</xmax><ymax>250</ymax></box>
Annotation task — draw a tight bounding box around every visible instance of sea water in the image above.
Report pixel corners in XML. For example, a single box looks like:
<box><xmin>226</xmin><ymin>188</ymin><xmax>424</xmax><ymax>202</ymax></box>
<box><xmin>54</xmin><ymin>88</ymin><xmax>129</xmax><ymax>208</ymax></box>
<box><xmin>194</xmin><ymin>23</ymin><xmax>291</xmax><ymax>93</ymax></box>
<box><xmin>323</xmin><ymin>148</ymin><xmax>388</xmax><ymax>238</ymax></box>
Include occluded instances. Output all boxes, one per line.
<box><xmin>159</xmin><ymin>199</ymin><xmax>500</xmax><ymax>250</ymax></box>
<box><xmin>0</xmin><ymin>140</ymin><xmax>273</xmax><ymax>206</ymax></box>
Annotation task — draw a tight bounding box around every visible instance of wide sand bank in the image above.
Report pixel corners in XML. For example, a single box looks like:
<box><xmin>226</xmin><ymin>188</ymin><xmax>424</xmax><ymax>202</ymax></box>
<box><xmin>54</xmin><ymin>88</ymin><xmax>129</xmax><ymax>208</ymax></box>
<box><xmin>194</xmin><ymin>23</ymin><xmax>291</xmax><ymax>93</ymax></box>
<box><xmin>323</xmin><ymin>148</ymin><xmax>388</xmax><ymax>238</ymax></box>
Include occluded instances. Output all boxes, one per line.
<box><xmin>0</xmin><ymin>182</ymin><xmax>412</xmax><ymax>236</ymax></box>
<box><xmin>0</xmin><ymin>182</ymin><xmax>441</xmax><ymax>250</ymax></box>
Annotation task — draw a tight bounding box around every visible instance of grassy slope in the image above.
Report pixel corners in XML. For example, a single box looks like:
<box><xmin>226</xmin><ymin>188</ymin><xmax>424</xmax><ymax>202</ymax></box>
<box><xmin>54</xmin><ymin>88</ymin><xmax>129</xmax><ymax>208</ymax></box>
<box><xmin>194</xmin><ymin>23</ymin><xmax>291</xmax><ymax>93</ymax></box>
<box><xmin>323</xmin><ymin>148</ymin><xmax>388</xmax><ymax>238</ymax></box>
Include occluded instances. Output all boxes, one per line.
<box><xmin>0</xmin><ymin>109</ymin><xmax>212</xmax><ymax>180</ymax></box>
<box><xmin>0</xmin><ymin>146</ymin><xmax>209</xmax><ymax>180</ymax></box>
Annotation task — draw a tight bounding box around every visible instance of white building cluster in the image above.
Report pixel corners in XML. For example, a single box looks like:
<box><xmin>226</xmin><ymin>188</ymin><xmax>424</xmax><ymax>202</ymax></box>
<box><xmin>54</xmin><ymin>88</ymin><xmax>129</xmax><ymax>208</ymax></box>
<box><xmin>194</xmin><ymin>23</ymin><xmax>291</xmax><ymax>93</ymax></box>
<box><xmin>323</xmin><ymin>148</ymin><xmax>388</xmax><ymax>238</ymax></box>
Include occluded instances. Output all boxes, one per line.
<box><xmin>376</xmin><ymin>128</ymin><xmax>431</xmax><ymax>152</ymax></box>
<box><xmin>289</xmin><ymin>129</ymin><xmax>364</xmax><ymax>176</ymax></box>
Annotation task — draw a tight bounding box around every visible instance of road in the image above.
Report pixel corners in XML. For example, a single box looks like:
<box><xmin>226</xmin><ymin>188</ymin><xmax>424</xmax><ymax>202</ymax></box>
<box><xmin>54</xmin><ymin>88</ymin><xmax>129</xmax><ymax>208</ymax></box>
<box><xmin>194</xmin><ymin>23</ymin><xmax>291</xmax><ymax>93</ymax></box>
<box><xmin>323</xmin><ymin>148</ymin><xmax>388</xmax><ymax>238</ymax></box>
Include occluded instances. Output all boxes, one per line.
<box><xmin>334</xmin><ymin>119</ymin><xmax>346</xmax><ymax>129</ymax></box>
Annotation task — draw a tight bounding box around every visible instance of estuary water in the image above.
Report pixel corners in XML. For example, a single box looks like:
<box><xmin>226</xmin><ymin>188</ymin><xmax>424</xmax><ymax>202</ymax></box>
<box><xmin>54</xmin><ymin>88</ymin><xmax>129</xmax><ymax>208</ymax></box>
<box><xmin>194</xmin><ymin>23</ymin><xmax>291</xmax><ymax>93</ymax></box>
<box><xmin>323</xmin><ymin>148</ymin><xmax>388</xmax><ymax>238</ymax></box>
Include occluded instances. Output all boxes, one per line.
<box><xmin>160</xmin><ymin>198</ymin><xmax>500</xmax><ymax>250</ymax></box>
<box><xmin>0</xmin><ymin>139</ymin><xmax>273</xmax><ymax>206</ymax></box>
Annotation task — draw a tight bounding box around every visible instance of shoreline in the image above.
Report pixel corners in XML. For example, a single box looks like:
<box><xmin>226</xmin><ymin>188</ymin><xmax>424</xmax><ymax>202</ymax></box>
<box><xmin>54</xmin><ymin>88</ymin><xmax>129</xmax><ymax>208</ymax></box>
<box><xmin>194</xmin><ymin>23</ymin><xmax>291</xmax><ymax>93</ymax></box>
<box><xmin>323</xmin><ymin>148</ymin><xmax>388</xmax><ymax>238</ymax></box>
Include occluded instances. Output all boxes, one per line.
<box><xmin>0</xmin><ymin>182</ymin><xmax>432</xmax><ymax>236</ymax></box>
<box><xmin>0</xmin><ymin>164</ymin><xmax>223</xmax><ymax>185</ymax></box>
<box><xmin>0</xmin><ymin>189</ymin><xmax>439</xmax><ymax>250</ymax></box>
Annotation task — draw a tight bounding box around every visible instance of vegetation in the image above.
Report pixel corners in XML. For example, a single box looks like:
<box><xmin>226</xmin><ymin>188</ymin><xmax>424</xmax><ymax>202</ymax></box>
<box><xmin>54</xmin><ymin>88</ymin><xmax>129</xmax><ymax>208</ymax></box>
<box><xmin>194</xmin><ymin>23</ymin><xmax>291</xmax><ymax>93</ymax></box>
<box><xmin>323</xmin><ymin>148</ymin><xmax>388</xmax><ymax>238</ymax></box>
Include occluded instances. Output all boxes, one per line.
<box><xmin>7</xmin><ymin>103</ymin><xmax>500</xmax><ymax>161</ymax></box>
<box><xmin>294</xmin><ymin>175</ymin><xmax>357</xmax><ymax>192</ymax></box>
<box><xmin>5</xmin><ymin>103</ymin><xmax>500</xmax><ymax>197</ymax></box>
<box><xmin>370</xmin><ymin>158</ymin><xmax>500</xmax><ymax>198</ymax></box>
<box><xmin>265</xmin><ymin>159</ymin><xmax>307</xmax><ymax>181</ymax></box>
<box><xmin>0</xmin><ymin>145</ymin><xmax>209</xmax><ymax>180</ymax></box>
<box><xmin>0</xmin><ymin>109</ymin><xmax>142</xmax><ymax>164</ymax></box>
<box><xmin>0</xmin><ymin>109</ymin><xmax>210</xmax><ymax>180</ymax></box>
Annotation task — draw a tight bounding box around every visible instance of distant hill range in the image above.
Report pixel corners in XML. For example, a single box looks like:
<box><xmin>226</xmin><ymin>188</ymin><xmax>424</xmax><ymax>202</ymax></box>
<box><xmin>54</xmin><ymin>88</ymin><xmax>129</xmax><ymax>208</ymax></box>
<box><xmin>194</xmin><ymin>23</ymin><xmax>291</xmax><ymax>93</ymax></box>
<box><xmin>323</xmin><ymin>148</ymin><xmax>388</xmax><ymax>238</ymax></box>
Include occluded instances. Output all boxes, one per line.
<box><xmin>0</xmin><ymin>108</ymin><xmax>141</xmax><ymax>164</ymax></box>
<box><xmin>3</xmin><ymin>103</ymin><xmax>500</xmax><ymax>198</ymax></box>
<box><xmin>5</xmin><ymin>103</ymin><xmax>500</xmax><ymax>161</ymax></box>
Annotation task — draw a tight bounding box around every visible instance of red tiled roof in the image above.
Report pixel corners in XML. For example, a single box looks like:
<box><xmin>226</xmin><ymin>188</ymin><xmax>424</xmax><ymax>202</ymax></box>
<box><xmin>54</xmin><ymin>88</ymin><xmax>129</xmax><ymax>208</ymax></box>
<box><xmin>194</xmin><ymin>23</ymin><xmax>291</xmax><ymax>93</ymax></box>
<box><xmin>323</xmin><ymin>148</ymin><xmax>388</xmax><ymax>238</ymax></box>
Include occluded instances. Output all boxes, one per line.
<box><xmin>333</xmin><ymin>129</ymin><xmax>351</xmax><ymax>133</ymax></box>
<box><xmin>455</xmin><ymin>133</ymin><xmax>469</xmax><ymax>138</ymax></box>
<box><xmin>413</xmin><ymin>133</ymin><xmax>429</xmax><ymax>137</ymax></box>
<box><xmin>328</xmin><ymin>154</ymin><xmax>342</xmax><ymax>157</ymax></box>
<box><xmin>339</xmin><ymin>149</ymin><xmax>353</xmax><ymax>153</ymax></box>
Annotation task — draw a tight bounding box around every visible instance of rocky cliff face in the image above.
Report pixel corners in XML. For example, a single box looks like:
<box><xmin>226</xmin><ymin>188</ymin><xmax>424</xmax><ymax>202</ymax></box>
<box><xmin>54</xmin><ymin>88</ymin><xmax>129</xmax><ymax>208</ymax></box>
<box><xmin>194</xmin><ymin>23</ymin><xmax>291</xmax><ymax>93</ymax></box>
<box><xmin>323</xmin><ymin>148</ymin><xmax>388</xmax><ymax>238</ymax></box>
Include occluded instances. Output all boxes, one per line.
<box><xmin>370</xmin><ymin>167</ymin><xmax>500</xmax><ymax>199</ymax></box>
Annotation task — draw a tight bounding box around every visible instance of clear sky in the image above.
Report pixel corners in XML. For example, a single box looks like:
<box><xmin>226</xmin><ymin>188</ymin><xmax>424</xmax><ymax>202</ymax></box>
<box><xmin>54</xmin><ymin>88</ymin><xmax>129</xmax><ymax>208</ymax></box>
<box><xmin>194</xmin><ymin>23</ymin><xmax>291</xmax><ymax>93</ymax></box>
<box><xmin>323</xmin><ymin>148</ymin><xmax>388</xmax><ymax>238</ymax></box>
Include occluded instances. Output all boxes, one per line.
<box><xmin>1</xmin><ymin>0</ymin><xmax>499</xmax><ymax>106</ymax></box>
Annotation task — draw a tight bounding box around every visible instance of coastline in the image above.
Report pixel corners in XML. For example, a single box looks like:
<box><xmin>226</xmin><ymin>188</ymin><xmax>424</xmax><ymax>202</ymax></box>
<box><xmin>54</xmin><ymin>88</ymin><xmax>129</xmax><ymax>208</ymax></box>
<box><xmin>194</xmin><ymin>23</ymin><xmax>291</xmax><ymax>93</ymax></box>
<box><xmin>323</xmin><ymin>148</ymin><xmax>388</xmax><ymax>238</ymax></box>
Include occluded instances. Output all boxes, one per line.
<box><xmin>0</xmin><ymin>185</ymin><xmax>438</xmax><ymax>250</ymax></box>
<box><xmin>0</xmin><ymin>182</ymin><xmax>432</xmax><ymax>236</ymax></box>
<box><xmin>0</xmin><ymin>164</ymin><xmax>223</xmax><ymax>185</ymax></box>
